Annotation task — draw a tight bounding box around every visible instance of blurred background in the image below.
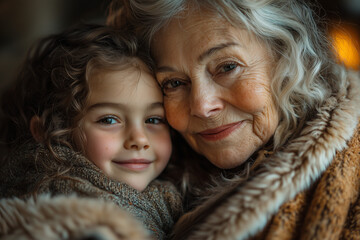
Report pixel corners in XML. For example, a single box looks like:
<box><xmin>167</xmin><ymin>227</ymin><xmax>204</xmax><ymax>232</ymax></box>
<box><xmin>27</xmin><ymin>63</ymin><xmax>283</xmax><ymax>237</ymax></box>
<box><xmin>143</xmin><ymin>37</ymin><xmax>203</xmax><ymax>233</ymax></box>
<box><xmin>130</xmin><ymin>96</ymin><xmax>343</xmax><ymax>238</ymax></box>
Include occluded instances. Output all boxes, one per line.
<box><xmin>0</xmin><ymin>0</ymin><xmax>111</xmax><ymax>93</ymax></box>
<box><xmin>317</xmin><ymin>0</ymin><xmax>360</xmax><ymax>70</ymax></box>
<box><xmin>0</xmin><ymin>0</ymin><xmax>359</xmax><ymax>94</ymax></box>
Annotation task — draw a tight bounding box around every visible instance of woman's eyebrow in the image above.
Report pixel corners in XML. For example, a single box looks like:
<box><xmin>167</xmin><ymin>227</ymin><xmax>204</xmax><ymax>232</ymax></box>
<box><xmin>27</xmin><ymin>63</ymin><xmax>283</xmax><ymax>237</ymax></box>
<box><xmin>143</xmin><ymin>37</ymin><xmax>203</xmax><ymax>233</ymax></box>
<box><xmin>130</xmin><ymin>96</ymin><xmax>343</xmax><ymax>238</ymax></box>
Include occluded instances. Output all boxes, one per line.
<box><xmin>198</xmin><ymin>42</ymin><xmax>239</xmax><ymax>62</ymax></box>
<box><xmin>156</xmin><ymin>66</ymin><xmax>176</xmax><ymax>73</ymax></box>
<box><xmin>156</xmin><ymin>42</ymin><xmax>240</xmax><ymax>73</ymax></box>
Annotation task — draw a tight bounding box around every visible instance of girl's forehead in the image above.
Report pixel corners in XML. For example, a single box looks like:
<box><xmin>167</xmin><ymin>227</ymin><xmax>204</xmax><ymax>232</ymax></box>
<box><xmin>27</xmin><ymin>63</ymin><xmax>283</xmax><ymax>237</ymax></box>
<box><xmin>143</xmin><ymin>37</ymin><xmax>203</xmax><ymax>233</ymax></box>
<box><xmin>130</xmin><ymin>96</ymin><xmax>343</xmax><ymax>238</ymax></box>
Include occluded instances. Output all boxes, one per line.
<box><xmin>89</xmin><ymin>60</ymin><xmax>152</xmax><ymax>85</ymax></box>
<box><xmin>87</xmin><ymin>66</ymin><xmax>159</xmax><ymax>99</ymax></box>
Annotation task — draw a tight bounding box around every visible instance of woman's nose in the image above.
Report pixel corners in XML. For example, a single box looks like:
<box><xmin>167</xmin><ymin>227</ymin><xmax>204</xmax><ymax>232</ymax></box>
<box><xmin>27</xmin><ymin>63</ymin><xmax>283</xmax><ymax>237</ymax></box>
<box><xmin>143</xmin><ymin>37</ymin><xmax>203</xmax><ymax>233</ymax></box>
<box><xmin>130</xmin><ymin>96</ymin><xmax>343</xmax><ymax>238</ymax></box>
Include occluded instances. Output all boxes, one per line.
<box><xmin>123</xmin><ymin>127</ymin><xmax>150</xmax><ymax>150</ymax></box>
<box><xmin>190</xmin><ymin>81</ymin><xmax>223</xmax><ymax>118</ymax></box>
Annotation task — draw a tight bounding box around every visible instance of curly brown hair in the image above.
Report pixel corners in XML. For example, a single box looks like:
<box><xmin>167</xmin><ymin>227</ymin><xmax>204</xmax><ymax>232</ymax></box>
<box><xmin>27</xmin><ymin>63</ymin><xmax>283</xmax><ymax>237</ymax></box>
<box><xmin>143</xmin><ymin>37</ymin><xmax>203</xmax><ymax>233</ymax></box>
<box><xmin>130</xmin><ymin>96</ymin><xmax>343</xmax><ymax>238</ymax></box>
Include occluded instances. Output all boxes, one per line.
<box><xmin>0</xmin><ymin>24</ymin><xmax>153</xmax><ymax>160</ymax></box>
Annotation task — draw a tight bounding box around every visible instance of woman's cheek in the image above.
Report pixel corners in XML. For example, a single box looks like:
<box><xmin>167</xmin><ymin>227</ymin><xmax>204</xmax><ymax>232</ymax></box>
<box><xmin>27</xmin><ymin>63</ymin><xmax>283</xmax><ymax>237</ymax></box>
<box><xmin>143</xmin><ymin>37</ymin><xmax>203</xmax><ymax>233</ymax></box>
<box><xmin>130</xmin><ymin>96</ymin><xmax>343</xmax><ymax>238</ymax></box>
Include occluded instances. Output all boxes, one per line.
<box><xmin>231</xmin><ymin>80</ymin><xmax>270</xmax><ymax>112</ymax></box>
<box><xmin>164</xmin><ymin>99</ymin><xmax>189</xmax><ymax>132</ymax></box>
<box><xmin>232</xmin><ymin>79</ymin><xmax>278</xmax><ymax>142</ymax></box>
<box><xmin>157</xmin><ymin>132</ymin><xmax>172</xmax><ymax>160</ymax></box>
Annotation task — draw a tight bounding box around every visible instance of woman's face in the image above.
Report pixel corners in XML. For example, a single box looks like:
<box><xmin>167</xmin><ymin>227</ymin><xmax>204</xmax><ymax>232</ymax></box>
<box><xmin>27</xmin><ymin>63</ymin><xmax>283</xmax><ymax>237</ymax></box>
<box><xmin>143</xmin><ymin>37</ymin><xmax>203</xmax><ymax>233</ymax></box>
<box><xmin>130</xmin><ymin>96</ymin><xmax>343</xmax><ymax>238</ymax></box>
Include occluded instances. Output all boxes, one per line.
<box><xmin>152</xmin><ymin>11</ymin><xmax>279</xmax><ymax>169</ymax></box>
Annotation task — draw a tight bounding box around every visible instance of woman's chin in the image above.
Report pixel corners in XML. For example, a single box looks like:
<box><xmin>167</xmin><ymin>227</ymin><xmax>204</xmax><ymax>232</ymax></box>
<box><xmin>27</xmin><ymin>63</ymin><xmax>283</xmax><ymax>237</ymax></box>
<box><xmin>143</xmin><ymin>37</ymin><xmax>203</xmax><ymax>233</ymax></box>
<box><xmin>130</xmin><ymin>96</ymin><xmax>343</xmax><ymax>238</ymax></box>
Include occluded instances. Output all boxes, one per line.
<box><xmin>206</xmin><ymin>152</ymin><xmax>250</xmax><ymax>169</ymax></box>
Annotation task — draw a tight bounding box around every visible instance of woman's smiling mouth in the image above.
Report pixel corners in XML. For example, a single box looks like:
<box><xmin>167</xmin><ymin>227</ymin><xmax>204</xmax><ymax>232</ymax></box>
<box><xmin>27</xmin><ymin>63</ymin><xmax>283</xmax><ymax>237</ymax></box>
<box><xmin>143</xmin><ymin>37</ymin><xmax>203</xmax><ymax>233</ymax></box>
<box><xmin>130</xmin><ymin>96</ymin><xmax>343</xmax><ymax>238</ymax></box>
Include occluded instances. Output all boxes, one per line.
<box><xmin>198</xmin><ymin>122</ymin><xmax>243</xmax><ymax>141</ymax></box>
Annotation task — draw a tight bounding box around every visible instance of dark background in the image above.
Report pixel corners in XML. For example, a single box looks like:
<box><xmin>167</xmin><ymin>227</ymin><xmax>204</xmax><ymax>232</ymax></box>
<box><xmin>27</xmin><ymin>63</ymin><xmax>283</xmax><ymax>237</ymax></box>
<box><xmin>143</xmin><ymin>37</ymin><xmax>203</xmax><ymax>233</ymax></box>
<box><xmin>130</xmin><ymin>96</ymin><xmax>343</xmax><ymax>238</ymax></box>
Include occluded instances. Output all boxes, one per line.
<box><xmin>0</xmin><ymin>0</ymin><xmax>110</xmax><ymax>92</ymax></box>
<box><xmin>0</xmin><ymin>0</ymin><xmax>359</xmax><ymax>94</ymax></box>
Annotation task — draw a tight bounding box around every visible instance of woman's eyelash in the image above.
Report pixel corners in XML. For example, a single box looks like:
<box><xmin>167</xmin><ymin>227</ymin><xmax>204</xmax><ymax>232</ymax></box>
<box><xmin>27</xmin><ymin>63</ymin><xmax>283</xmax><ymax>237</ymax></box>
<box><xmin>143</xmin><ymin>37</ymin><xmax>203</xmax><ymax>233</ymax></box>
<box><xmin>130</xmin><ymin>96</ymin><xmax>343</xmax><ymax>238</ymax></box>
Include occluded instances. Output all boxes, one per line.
<box><xmin>216</xmin><ymin>62</ymin><xmax>239</xmax><ymax>74</ymax></box>
<box><xmin>161</xmin><ymin>78</ymin><xmax>186</xmax><ymax>90</ymax></box>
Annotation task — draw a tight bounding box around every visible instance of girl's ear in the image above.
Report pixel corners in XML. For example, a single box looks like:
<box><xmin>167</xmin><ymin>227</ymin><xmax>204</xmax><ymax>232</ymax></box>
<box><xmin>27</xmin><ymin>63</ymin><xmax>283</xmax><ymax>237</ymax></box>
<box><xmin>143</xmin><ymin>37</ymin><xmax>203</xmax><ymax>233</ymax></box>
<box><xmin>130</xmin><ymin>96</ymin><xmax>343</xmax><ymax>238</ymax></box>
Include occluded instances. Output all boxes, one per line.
<box><xmin>30</xmin><ymin>115</ymin><xmax>43</xmax><ymax>142</ymax></box>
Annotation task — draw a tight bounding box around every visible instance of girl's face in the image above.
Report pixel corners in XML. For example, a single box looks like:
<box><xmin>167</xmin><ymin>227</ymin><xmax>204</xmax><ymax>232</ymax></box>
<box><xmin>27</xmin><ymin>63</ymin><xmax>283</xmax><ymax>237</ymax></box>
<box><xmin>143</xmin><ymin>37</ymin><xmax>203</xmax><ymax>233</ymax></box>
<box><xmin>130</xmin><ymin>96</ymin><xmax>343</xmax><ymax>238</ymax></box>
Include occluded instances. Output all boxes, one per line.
<box><xmin>152</xmin><ymin>11</ymin><xmax>279</xmax><ymax>169</ymax></box>
<box><xmin>77</xmin><ymin>61</ymin><xmax>172</xmax><ymax>191</ymax></box>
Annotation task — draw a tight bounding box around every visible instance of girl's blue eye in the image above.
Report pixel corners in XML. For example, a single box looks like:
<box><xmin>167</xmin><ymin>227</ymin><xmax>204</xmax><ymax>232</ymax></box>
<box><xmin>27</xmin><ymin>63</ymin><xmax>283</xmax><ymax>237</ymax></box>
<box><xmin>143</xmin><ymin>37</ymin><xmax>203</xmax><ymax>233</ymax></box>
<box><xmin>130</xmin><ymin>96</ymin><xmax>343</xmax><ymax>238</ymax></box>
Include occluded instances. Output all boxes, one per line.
<box><xmin>98</xmin><ymin>117</ymin><xmax>118</xmax><ymax>125</ymax></box>
<box><xmin>145</xmin><ymin>117</ymin><xmax>164</xmax><ymax>125</ymax></box>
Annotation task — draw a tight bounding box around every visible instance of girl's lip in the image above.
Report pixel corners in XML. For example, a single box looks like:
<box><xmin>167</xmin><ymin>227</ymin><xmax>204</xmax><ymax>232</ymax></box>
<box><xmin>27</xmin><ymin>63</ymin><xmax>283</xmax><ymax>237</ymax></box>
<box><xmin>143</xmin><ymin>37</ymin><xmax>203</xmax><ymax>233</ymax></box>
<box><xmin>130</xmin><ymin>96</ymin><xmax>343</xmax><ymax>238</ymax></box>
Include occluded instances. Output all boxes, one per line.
<box><xmin>113</xmin><ymin>159</ymin><xmax>152</xmax><ymax>171</ymax></box>
<box><xmin>198</xmin><ymin>122</ymin><xmax>243</xmax><ymax>141</ymax></box>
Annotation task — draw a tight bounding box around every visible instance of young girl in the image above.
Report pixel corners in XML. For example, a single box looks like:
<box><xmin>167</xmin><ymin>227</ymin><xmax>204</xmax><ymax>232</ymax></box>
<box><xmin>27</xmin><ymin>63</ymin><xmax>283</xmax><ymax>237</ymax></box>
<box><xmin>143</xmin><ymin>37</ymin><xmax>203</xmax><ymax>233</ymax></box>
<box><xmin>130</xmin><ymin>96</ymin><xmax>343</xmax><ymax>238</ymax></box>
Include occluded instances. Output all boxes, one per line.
<box><xmin>0</xmin><ymin>24</ymin><xmax>182</xmax><ymax>239</ymax></box>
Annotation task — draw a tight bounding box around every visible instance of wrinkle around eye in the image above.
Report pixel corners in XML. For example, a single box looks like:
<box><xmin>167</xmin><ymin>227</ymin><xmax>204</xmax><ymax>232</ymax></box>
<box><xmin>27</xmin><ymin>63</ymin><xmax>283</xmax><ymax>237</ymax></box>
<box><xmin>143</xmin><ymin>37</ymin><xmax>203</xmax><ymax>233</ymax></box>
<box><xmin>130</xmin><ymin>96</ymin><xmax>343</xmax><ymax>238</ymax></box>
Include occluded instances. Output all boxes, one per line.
<box><xmin>160</xmin><ymin>77</ymin><xmax>190</xmax><ymax>95</ymax></box>
<box><xmin>216</xmin><ymin>60</ymin><xmax>244</xmax><ymax>74</ymax></box>
<box><xmin>211</xmin><ymin>64</ymin><xmax>244</xmax><ymax>87</ymax></box>
<box><xmin>219</xmin><ymin>62</ymin><xmax>238</xmax><ymax>73</ymax></box>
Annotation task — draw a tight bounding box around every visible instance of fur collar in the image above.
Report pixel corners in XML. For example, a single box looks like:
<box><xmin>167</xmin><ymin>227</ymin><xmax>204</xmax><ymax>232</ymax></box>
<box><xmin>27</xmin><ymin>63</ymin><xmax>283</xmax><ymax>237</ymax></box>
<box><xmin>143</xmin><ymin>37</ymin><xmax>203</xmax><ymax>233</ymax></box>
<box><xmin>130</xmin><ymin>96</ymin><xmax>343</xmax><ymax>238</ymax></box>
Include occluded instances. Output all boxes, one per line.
<box><xmin>173</xmin><ymin>71</ymin><xmax>360</xmax><ymax>240</ymax></box>
<box><xmin>0</xmin><ymin>195</ymin><xmax>150</xmax><ymax>239</ymax></box>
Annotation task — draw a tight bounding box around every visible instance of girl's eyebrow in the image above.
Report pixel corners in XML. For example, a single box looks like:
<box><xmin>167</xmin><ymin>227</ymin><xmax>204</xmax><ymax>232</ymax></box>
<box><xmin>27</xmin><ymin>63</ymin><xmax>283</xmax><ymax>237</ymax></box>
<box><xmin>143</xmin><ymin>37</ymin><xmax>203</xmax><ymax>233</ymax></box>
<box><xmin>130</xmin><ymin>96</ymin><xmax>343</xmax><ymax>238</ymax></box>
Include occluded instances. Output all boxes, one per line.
<box><xmin>87</xmin><ymin>102</ymin><xmax>127</xmax><ymax>111</ymax></box>
<box><xmin>87</xmin><ymin>102</ymin><xmax>164</xmax><ymax>111</ymax></box>
<box><xmin>148</xmin><ymin>102</ymin><xmax>164</xmax><ymax>110</ymax></box>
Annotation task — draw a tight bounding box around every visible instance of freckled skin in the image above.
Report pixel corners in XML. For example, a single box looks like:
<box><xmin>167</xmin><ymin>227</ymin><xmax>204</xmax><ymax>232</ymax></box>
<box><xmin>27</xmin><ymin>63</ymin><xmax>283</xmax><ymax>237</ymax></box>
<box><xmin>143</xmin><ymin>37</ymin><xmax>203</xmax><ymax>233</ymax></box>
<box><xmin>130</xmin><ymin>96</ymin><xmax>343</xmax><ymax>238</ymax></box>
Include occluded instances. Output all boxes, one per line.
<box><xmin>152</xmin><ymin>10</ymin><xmax>279</xmax><ymax>169</ymax></box>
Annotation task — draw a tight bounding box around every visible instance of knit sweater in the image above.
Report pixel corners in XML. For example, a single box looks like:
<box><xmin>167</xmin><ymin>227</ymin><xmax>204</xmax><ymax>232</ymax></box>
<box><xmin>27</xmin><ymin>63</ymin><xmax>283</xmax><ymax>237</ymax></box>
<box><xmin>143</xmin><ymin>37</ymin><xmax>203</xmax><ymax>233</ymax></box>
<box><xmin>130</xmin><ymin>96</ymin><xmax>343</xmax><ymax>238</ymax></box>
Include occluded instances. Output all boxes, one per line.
<box><xmin>0</xmin><ymin>143</ymin><xmax>183</xmax><ymax>239</ymax></box>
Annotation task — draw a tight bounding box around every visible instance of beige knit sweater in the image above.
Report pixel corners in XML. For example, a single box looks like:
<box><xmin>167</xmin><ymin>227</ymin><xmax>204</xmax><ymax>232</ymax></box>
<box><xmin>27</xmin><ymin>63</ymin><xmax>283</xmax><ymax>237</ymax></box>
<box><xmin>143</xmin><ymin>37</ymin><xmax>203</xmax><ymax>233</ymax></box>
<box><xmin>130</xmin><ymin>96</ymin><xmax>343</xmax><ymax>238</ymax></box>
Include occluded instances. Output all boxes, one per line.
<box><xmin>0</xmin><ymin>143</ymin><xmax>183</xmax><ymax>239</ymax></box>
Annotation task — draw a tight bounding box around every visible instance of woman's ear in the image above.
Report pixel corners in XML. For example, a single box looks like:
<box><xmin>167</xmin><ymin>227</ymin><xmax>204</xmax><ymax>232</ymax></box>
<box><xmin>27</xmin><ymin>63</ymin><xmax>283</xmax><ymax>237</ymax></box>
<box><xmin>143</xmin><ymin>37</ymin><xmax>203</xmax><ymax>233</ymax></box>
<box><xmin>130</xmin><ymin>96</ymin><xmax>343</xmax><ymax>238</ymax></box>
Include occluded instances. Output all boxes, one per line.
<box><xmin>30</xmin><ymin>115</ymin><xmax>43</xmax><ymax>142</ymax></box>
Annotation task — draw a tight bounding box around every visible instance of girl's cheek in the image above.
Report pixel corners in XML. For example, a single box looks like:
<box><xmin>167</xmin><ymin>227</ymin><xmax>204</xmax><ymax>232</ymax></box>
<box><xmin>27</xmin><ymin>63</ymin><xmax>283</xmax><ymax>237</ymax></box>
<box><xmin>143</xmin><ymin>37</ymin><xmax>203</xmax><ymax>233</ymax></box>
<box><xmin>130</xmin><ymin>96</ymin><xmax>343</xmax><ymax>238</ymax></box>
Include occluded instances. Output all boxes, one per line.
<box><xmin>85</xmin><ymin>132</ymin><xmax>118</xmax><ymax>163</ymax></box>
<box><xmin>154</xmin><ymin>131</ymin><xmax>172</xmax><ymax>157</ymax></box>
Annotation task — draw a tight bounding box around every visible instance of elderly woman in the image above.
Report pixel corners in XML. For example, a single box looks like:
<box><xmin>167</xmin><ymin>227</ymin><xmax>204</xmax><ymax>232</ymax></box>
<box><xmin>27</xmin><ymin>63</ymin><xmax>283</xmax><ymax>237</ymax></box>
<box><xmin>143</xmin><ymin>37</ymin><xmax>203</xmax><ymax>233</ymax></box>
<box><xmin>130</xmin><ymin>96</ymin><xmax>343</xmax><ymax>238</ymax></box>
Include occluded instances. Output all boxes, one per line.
<box><xmin>107</xmin><ymin>0</ymin><xmax>360</xmax><ymax>239</ymax></box>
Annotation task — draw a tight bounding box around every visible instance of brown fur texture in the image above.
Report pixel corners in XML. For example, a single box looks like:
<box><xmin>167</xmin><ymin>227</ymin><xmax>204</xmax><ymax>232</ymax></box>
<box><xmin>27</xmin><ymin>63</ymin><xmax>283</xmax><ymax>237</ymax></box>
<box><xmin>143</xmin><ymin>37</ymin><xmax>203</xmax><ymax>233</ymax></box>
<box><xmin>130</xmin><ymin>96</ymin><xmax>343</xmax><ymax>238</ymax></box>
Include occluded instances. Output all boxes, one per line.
<box><xmin>0</xmin><ymin>195</ymin><xmax>150</xmax><ymax>240</ymax></box>
<box><xmin>171</xmin><ymin>70</ymin><xmax>360</xmax><ymax>239</ymax></box>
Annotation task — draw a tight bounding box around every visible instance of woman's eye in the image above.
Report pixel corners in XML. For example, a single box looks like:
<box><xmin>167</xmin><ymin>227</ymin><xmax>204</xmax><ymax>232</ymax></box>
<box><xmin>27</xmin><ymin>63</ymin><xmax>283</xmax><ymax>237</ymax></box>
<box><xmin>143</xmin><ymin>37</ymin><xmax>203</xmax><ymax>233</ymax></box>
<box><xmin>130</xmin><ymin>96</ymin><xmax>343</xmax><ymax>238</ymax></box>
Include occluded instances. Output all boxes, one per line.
<box><xmin>145</xmin><ymin>117</ymin><xmax>165</xmax><ymax>125</ymax></box>
<box><xmin>161</xmin><ymin>79</ymin><xmax>186</xmax><ymax>90</ymax></box>
<box><xmin>219</xmin><ymin>63</ymin><xmax>238</xmax><ymax>73</ymax></box>
<box><xmin>97</xmin><ymin>116</ymin><xmax>119</xmax><ymax>125</ymax></box>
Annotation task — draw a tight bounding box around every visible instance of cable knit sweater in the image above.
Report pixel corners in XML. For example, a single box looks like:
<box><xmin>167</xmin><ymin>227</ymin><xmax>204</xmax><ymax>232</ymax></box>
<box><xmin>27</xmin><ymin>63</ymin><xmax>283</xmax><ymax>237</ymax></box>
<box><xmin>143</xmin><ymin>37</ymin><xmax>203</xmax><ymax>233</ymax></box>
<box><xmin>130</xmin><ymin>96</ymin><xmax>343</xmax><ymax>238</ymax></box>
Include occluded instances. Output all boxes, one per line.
<box><xmin>0</xmin><ymin>143</ymin><xmax>183</xmax><ymax>239</ymax></box>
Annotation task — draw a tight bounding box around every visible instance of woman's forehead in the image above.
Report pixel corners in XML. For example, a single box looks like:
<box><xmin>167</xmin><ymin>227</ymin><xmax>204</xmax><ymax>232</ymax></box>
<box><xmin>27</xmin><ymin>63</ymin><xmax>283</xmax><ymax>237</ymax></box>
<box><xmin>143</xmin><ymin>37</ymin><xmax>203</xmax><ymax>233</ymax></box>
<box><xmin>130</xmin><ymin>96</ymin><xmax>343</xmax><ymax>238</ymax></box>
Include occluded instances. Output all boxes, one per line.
<box><xmin>151</xmin><ymin>12</ymin><xmax>258</xmax><ymax>61</ymax></box>
<box><xmin>164</xmin><ymin>7</ymin><xmax>227</xmax><ymax>31</ymax></box>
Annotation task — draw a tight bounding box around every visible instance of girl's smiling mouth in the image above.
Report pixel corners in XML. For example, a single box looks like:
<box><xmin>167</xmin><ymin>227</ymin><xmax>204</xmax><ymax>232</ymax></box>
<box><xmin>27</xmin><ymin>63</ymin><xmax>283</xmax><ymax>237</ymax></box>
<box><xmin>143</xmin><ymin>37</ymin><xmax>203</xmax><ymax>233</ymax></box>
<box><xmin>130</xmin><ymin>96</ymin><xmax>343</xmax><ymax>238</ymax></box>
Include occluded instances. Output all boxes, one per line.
<box><xmin>113</xmin><ymin>159</ymin><xmax>153</xmax><ymax>171</ymax></box>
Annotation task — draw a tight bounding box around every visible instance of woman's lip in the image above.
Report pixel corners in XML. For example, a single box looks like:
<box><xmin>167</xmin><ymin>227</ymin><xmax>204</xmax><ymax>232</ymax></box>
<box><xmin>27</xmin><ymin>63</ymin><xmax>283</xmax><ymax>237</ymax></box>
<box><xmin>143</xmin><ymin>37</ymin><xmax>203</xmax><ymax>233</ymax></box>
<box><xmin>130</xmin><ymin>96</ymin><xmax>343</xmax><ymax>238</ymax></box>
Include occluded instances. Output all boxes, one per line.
<box><xmin>198</xmin><ymin>122</ymin><xmax>243</xmax><ymax>141</ymax></box>
<box><xmin>113</xmin><ymin>159</ymin><xmax>152</xmax><ymax>171</ymax></box>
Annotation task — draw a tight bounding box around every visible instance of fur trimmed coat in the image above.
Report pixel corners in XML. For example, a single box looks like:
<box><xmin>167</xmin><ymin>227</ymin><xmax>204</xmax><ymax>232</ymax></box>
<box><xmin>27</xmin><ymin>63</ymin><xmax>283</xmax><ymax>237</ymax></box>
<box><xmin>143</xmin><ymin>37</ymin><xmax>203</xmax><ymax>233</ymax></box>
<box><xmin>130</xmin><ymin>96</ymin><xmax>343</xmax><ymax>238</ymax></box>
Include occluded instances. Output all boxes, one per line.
<box><xmin>0</xmin><ymin>195</ymin><xmax>150</xmax><ymax>240</ymax></box>
<box><xmin>0</xmin><ymin>144</ymin><xmax>183</xmax><ymax>239</ymax></box>
<box><xmin>171</xmin><ymin>72</ymin><xmax>360</xmax><ymax>239</ymax></box>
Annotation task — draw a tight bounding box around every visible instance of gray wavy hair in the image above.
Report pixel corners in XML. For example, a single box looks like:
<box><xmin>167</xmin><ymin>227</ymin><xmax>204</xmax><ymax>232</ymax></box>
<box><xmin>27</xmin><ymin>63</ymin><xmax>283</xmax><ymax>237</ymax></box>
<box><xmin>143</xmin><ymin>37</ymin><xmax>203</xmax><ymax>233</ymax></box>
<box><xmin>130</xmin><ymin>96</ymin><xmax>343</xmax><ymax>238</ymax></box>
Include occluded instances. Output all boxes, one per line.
<box><xmin>108</xmin><ymin>0</ymin><xmax>346</xmax><ymax>150</ymax></box>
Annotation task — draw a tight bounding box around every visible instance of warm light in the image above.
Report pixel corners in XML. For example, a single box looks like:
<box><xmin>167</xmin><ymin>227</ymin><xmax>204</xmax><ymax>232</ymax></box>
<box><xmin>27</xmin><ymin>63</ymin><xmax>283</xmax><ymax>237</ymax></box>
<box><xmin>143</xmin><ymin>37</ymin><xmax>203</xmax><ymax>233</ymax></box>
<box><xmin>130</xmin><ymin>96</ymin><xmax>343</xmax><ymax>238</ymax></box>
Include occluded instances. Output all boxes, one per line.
<box><xmin>330</xmin><ymin>25</ymin><xmax>360</xmax><ymax>70</ymax></box>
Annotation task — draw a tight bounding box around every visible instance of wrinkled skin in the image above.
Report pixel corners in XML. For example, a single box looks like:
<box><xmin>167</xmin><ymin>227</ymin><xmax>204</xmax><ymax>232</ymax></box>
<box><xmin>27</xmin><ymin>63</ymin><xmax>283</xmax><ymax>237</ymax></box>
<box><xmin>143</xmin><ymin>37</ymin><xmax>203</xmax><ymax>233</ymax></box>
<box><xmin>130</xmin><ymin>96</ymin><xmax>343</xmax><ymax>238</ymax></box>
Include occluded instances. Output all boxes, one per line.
<box><xmin>152</xmin><ymin>10</ymin><xmax>279</xmax><ymax>169</ymax></box>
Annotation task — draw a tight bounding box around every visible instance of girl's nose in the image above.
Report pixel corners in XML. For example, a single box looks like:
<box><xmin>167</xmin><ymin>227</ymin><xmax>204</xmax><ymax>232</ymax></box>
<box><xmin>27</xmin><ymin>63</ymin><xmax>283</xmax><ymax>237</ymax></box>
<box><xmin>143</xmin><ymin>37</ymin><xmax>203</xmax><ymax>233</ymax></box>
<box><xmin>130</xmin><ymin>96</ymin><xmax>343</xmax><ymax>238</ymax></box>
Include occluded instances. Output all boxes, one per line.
<box><xmin>123</xmin><ymin>127</ymin><xmax>150</xmax><ymax>150</ymax></box>
<box><xmin>190</xmin><ymin>80</ymin><xmax>224</xmax><ymax>118</ymax></box>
